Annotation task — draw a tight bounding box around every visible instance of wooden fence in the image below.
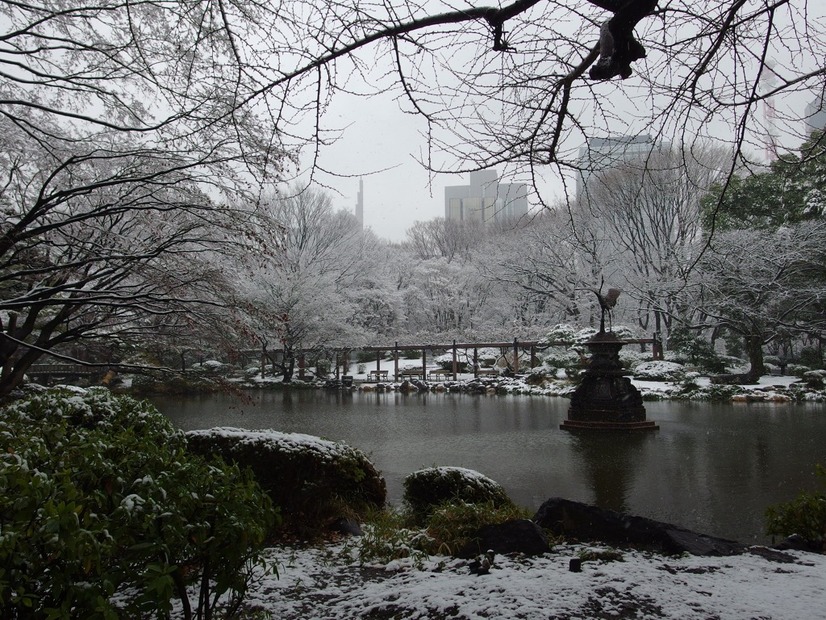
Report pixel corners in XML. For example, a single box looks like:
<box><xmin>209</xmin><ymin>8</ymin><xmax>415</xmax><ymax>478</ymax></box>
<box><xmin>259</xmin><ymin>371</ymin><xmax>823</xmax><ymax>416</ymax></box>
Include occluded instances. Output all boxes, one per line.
<box><xmin>291</xmin><ymin>335</ymin><xmax>663</xmax><ymax>381</ymax></box>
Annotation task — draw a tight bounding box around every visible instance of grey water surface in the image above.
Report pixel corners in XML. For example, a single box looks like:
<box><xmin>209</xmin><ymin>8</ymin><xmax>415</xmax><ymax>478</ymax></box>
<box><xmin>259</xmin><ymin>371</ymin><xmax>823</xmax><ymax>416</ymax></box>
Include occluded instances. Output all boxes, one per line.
<box><xmin>152</xmin><ymin>389</ymin><xmax>826</xmax><ymax>544</ymax></box>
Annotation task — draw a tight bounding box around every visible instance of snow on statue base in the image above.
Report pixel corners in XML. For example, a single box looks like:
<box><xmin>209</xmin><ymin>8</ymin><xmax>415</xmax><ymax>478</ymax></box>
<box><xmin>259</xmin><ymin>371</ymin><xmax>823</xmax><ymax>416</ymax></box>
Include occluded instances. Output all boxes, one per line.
<box><xmin>561</xmin><ymin>330</ymin><xmax>658</xmax><ymax>432</ymax></box>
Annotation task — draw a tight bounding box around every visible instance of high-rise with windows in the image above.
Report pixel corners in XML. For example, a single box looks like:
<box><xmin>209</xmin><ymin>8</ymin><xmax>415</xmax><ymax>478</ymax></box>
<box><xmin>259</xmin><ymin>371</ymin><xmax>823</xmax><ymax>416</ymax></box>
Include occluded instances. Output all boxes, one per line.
<box><xmin>444</xmin><ymin>170</ymin><xmax>528</xmax><ymax>224</ymax></box>
<box><xmin>805</xmin><ymin>93</ymin><xmax>826</xmax><ymax>136</ymax></box>
<box><xmin>576</xmin><ymin>134</ymin><xmax>656</xmax><ymax>199</ymax></box>
<box><xmin>355</xmin><ymin>178</ymin><xmax>364</xmax><ymax>230</ymax></box>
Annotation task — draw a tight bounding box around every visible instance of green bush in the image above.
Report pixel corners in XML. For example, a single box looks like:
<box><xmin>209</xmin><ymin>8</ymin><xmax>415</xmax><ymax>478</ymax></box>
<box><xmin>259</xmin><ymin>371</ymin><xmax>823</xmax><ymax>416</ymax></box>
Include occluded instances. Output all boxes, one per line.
<box><xmin>186</xmin><ymin>428</ymin><xmax>386</xmax><ymax>537</ymax></box>
<box><xmin>425</xmin><ymin>501</ymin><xmax>530</xmax><ymax>556</ymax></box>
<box><xmin>356</xmin><ymin>508</ymin><xmax>433</xmax><ymax>567</ymax></box>
<box><xmin>798</xmin><ymin>347</ymin><xmax>823</xmax><ymax>369</ymax></box>
<box><xmin>668</xmin><ymin>327</ymin><xmax>726</xmax><ymax>373</ymax></box>
<box><xmin>356</xmin><ymin>350</ymin><xmax>379</xmax><ymax>364</ymax></box>
<box><xmin>0</xmin><ymin>388</ymin><xmax>276</xmax><ymax>620</ymax></box>
<box><xmin>403</xmin><ymin>466</ymin><xmax>512</xmax><ymax>525</ymax></box>
<box><xmin>765</xmin><ymin>465</ymin><xmax>826</xmax><ymax>550</ymax></box>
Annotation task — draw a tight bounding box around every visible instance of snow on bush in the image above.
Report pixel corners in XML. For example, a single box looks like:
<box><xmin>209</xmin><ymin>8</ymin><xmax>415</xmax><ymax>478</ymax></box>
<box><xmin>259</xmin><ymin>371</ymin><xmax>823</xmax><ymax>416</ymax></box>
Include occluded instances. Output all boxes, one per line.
<box><xmin>539</xmin><ymin>346</ymin><xmax>581</xmax><ymax>369</ymax></box>
<box><xmin>0</xmin><ymin>387</ymin><xmax>274</xmax><ymax>619</ymax></box>
<box><xmin>633</xmin><ymin>360</ymin><xmax>686</xmax><ymax>381</ymax></box>
<box><xmin>403</xmin><ymin>466</ymin><xmax>512</xmax><ymax>524</ymax></box>
<box><xmin>803</xmin><ymin>369</ymin><xmax>826</xmax><ymax>389</ymax></box>
<box><xmin>186</xmin><ymin>427</ymin><xmax>386</xmax><ymax>535</ymax></box>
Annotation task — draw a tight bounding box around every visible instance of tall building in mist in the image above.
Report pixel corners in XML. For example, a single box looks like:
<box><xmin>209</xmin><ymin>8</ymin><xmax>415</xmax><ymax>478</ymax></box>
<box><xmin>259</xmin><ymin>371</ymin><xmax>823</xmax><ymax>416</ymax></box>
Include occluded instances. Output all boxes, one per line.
<box><xmin>805</xmin><ymin>93</ymin><xmax>826</xmax><ymax>136</ymax></box>
<box><xmin>576</xmin><ymin>134</ymin><xmax>655</xmax><ymax>199</ymax></box>
<box><xmin>444</xmin><ymin>170</ymin><xmax>528</xmax><ymax>224</ymax></box>
<box><xmin>355</xmin><ymin>178</ymin><xmax>364</xmax><ymax>230</ymax></box>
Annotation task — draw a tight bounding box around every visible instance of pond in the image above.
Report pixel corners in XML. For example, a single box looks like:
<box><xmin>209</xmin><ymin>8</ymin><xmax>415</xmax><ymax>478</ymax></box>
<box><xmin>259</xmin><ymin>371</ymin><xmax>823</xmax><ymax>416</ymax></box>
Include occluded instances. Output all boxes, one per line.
<box><xmin>151</xmin><ymin>389</ymin><xmax>826</xmax><ymax>545</ymax></box>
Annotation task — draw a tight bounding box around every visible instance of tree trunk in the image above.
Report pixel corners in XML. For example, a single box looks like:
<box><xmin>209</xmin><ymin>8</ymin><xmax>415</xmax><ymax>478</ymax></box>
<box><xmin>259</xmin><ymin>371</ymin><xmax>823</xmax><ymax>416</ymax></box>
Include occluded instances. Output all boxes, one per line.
<box><xmin>281</xmin><ymin>346</ymin><xmax>295</xmax><ymax>383</ymax></box>
<box><xmin>745</xmin><ymin>334</ymin><xmax>765</xmax><ymax>382</ymax></box>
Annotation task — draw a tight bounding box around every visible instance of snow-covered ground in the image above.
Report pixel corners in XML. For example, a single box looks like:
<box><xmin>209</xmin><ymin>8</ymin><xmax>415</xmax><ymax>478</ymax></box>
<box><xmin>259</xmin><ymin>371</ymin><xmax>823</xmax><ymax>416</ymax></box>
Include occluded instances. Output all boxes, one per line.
<box><xmin>242</xmin><ymin>540</ymin><xmax>826</xmax><ymax>619</ymax></box>
<box><xmin>631</xmin><ymin>374</ymin><xmax>803</xmax><ymax>393</ymax></box>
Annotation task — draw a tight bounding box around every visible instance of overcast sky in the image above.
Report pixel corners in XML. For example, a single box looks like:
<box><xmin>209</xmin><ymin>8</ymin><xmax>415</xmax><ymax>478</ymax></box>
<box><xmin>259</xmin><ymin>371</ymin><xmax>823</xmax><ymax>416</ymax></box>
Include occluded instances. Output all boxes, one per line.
<box><xmin>296</xmin><ymin>4</ymin><xmax>825</xmax><ymax>243</ymax></box>
<box><xmin>303</xmin><ymin>89</ymin><xmax>571</xmax><ymax>242</ymax></box>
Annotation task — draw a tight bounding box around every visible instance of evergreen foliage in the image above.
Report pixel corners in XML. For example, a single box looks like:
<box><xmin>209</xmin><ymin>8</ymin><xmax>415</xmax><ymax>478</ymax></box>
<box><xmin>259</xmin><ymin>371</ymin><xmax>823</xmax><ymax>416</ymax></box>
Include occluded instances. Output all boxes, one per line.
<box><xmin>668</xmin><ymin>327</ymin><xmax>726</xmax><ymax>373</ymax></box>
<box><xmin>0</xmin><ymin>388</ymin><xmax>276</xmax><ymax>619</ymax></box>
<box><xmin>403</xmin><ymin>466</ymin><xmax>512</xmax><ymax>525</ymax></box>
<box><xmin>185</xmin><ymin>428</ymin><xmax>386</xmax><ymax>537</ymax></box>
<box><xmin>702</xmin><ymin>130</ymin><xmax>826</xmax><ymax>231</ymax></box>
<box><xmin>766</xmin><ymin>465</ymin><xmax>826</xmax><ymax>551</ymax></box>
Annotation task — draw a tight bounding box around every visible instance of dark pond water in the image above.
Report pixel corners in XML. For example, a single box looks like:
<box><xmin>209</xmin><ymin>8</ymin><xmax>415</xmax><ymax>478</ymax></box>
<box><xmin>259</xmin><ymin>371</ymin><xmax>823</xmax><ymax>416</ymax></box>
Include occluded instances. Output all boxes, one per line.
<box><xmin>151</xmin><ymin>390</ymin><xmax>826</xmax><ymax>545</ymax></box>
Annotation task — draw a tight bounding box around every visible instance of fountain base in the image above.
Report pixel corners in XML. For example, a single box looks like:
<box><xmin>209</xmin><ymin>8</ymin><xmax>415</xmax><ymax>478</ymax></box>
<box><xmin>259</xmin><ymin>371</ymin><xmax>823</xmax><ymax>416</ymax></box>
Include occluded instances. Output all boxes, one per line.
<box><xmin>561</xmin><ymin>330</ymin><xmax>658</xmax><ymax>432</ymax></box>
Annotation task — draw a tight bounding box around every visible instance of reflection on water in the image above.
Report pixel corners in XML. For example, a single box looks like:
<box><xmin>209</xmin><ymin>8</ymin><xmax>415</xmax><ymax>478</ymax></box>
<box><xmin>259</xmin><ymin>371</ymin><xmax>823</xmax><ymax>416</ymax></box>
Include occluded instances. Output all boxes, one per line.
<box><xmin>571</xmin><ymin>432</ymin><xmax>653</xmax><ymax>513</ymax></box>
<box><xmin>151</xmin><ymin>390</ymin><xmax>826</xmax><ymax>544</ymax></box>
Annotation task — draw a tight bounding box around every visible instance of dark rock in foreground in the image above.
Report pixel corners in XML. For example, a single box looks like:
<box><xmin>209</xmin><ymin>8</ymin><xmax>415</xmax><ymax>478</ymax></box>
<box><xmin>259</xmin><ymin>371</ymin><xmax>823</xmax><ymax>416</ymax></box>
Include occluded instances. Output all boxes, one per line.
<box><xmin>534</xmin><ymin>497</ymin><xmax>745</xmax><ymax>556</ymax></box>
<box><xmin>458</xmin><ymin>519</ymin><xmax>551</xmax><ymax>559</ymax></box>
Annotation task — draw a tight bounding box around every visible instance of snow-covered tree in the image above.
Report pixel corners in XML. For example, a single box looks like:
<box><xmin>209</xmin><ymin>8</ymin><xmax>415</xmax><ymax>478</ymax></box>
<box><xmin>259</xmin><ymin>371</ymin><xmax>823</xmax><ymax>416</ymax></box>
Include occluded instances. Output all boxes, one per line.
<box><xmin>689</xmin><ymin>221</ymin><xmax>826</xmax><ymax>380</ymax></box>
<box><xmin>0</xmin><ymin>118</ymin><xmax>267</xmax><ymax>394</ymax></box>
<box><xmin>0</xmin><ymin>1</ymin><xmax>285</xmax><ymax>393</ymax></box>
<box><xmin>480</xmin><ymin>209</ymin><xmax>599</xmax><ymax>331</ymax></box>
<box><xmin>232</xmin><ymin>188</ymin><xmax>373</xmax><ymax>380</ymax></box>
<box><xmin>578</xmin><ymin>145</ymin><xmax>729</xmax><ymax>339</ymax></box>
<box><xmin>702</xmin><ymin>130</ymin><xmax>826</xmax><ymax>231</ymax></box>
<box><xmin>404</xmin><ymin>219</ymin><xmax>482</xmax><ymax>263</ymax></box>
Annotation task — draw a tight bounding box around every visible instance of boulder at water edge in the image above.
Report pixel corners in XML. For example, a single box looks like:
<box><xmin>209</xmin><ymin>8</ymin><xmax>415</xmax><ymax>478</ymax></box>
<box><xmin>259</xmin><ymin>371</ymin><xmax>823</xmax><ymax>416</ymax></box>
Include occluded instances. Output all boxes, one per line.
<box><xmin>533</xmin><ymin>497</ymin><xmax>745</xmax><ymax>556</ymax></box>
<box><xmin>457</xmin><ymin>519</ymin><xmax>551</xmax><ymax>558</ymax></box>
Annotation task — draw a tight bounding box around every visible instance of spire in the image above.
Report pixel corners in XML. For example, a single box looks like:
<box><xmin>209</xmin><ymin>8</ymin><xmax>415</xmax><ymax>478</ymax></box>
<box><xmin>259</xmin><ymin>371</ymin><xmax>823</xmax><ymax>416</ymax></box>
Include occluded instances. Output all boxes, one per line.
<box><xmin>356</xmin><ymin>178</ymin><xmax>364</xmax><ymax>229</ymax></box>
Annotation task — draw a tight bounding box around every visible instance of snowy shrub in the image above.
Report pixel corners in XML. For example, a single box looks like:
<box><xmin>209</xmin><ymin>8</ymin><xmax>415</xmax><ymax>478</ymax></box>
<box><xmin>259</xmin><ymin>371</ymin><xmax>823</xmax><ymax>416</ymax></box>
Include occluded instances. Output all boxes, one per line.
<box><xmin>542</xmin><ymin>324</ymin><xmax>579</xmax><ymax>343</ymax></box>
<box><xmin>0</xmin><ymin>388</ymin><xmax>275</xmax><ymax>619</ymax></box>
<box><xmin>475</xmin><ymin>348</ymin><xmax>499</xmax><ymax>368</ymax></box>
<box><xmin>619</xmin><ymin>348</ymin><xmax>651</xmax><ymax>368</ymax></box>
<box><xmin>186</xmin><ymin>428</ymin><xmax>386</xmax><ymax>535</ymax></box>
<box><xmin>765</xmin><ymin>465</ymin><xmax>826</xmax><ymax>551</ymax></box>
<box><xmin>434</xmin><ymin>353</ymin><xmax>468</xmax><ymax>373</ymax></box>
<box><xmin>633</xmin><ymin>360</ymin><xmax>686</xmax><ymax>381</ymax></box>
<box><xmin>357</xmin><ymin>509</ymin><xmax>433</xmax><ymax>567</ymax></box>
<box><xmin>803</xmin><ymin>369</ymin><xmax>826</xmax><ymax>389</ymax></box>
<box><xmin>403</xmin><ymin>466</ymin><xmax>512</xmax><ymax>524</ymax></box>
<box><xmin>668</xmin><ymin>328</ymin><xmax>726</xmax><ymax>373</ymax></box>
<box><xmin>609</xmin><ymin>324</ymin><xmax>637</xmax><ymax>340</ymax></box>
<box><xmin>698</xmin><ymin>383</ymin><xmax>743</xmax><ymax>402</ymax></box>
<box><xmin>786</xmin><ymin>364</ymin><xmax>811</xmax><ymax>377</ymax></box>
<box><xmin>678</xmin><ymin>372</ymin><xmax>703</xmax><ymax>391</ymax></box>
<box><xmin>539</xmin><ymin>346</ymin><xmax>580</xmax><ymax>369</ymax></box>
<box><xmin>425</xmin><ymin>501</ymin><xmax>531</xmax><ymax>557</ymax></box>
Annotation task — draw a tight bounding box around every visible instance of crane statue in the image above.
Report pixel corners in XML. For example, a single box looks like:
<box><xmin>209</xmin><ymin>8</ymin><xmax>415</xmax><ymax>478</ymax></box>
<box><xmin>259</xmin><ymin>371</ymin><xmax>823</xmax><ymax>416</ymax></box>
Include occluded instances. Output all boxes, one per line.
<box><xmin>580</xmin><ymin>279</ymin><xmax>621</xmax><ymax>333</ymax></box>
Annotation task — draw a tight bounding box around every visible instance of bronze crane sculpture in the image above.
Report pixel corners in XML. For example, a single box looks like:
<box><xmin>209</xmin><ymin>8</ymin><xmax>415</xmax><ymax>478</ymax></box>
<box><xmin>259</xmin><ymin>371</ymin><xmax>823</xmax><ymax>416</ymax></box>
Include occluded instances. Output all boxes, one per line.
<box><xmin>579</xmin><ymin>279</ymin><xmax>621</xmax><ymax>333</ymax></box>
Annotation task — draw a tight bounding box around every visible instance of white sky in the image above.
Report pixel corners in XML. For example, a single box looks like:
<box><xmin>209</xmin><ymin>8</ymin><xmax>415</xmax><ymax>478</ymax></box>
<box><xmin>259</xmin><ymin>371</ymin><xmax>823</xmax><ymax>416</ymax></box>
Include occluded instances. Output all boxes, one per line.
<box><xmin>308</xmin><ymin>91</ymin><xmax>460</xmax><ymax>242</ymax></box>
<box><xmin>295</xmin><ymin>3</ymin><xmax>825</xmax><ymax>243</ymax></box>
<box><xmin>308</xmin><ymin>86</ymin><xmax>818</xmax><ymax>243</ymax></box>
<box><xmin>304</xmin><ymin>88</ymin><xmax>574</xmax><ymax>242</ymax></box>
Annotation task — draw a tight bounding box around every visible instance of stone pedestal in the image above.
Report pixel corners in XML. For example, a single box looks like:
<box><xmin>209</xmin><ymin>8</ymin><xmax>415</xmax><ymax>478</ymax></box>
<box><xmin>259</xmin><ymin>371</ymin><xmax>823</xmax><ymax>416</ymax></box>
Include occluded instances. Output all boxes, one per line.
<box><xmin>561</xmin><ymin>331</ymin><xmax>658</xmax><ymax>432</ymax></box>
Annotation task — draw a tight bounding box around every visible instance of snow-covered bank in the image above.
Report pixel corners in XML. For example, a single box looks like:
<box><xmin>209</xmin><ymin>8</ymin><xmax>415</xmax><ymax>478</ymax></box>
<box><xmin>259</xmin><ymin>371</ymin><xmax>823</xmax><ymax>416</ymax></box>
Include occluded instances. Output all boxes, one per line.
<box><xmin>242</xmin><ymin>540</ymin><xmax>826</xmax><ymax>619</ymax></box>
<box><xmin>244</xmin><ymin>371</ymin><xmax>826</xmax><ymax>403</ymax></box>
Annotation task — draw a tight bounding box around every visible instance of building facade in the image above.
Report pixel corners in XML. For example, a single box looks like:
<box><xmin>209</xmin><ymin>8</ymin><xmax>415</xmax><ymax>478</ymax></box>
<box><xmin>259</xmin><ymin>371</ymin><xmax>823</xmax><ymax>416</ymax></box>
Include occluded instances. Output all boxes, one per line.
<box><xmin>355</xmin><ymin>178</ymin><xmax>364</xmax><ymax>230</ymax></box>
<box><xmin>576</xmin><ymin>134</ymin><xmax>656</xmax><ymax>199</ymax></box>
<box><xmin>805</xmin><ymin>93</ymin><xmax>826</xmax><ymax>136</ymax></box>
<box><xmin>444</xmin><ymin>170</ymin><xmax>528</xmax><ymax>224</ymax></box>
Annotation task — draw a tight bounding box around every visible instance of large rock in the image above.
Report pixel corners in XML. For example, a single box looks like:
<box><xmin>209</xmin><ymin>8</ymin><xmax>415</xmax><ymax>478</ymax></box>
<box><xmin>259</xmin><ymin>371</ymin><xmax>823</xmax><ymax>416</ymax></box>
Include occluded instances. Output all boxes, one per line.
<box><xmin>186</xmin><ymin>427</ymin><xmax>386</xmax><ymax>535</ymax></box>
<box><xmin>403</xmin><ymin>466</ymin><xmax>512</xmax><ymax>524</ymax></box>
<box><xmin>457</xmin><ymin>519</ymin><xmax>551</xmax><ymax>558</ymax></box>
<box><xmin>533</xmin><ymin>497</ymin><xmax>745</xmax><ymax>556</ymax></box>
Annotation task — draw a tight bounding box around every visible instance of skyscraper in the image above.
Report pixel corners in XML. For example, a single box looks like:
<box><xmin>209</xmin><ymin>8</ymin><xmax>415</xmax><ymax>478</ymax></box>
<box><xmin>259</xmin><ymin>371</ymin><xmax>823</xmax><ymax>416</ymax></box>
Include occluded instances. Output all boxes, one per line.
<box><xmin>355</xmin><ymin>178</ymin><xmax>364</xmax><ymax>230</ymax></box>
<box><xmin>576</xmin><ymin>134</ymin><xmax>655</xmax><ymax>199</ymax></box>
<box><xmin>805</xmin><ymin>93</ymin><xmax>826</xmax><ymax>136</ymax></box>
<box><xmin>444</xmin><ymin>170</ymin><xmax>528</xmax><ymax>224</ymax></box>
